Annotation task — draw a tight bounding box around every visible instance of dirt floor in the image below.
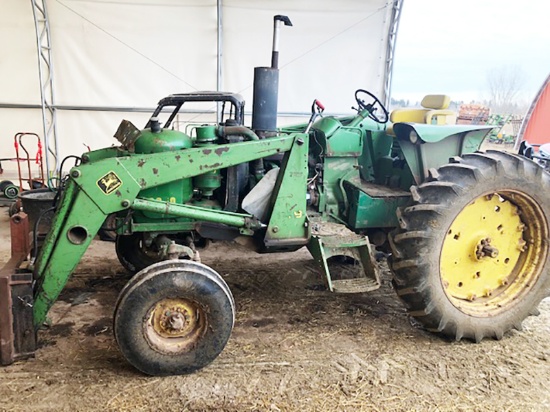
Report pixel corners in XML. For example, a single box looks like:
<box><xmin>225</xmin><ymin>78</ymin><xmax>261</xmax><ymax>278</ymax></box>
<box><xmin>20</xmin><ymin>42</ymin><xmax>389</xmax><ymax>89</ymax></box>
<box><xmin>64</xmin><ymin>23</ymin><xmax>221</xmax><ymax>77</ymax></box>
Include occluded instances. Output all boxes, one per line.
<box><xmin>0</xmin><ymin>206</ymin><xmax>550</xmax><ymax>412</ymax></box>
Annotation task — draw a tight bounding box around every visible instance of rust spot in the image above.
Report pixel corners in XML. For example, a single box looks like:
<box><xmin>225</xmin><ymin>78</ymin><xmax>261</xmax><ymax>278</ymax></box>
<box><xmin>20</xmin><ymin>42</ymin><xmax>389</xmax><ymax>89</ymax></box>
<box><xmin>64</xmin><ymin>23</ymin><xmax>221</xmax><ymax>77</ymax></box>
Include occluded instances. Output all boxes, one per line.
<box><xmin>202</xmin><ymin>149</ymin><xmax>212</xmax><ymax>155</ymax></box>
<box><xmin>289</xmin><ymin>203</ymin><xmax>297</xmax><ymax>211</ymax></box>
<box><xmin>204</xmin><ymin>162</ymin><xmax>221</xmax><ymax>170</ymax></box>
<box><xmin>152</xmin><ymin>168</ymin><xmax>158</xmax><ymax>175</ymax></box>
<box><xmin>189</xmin><ymin>159</ymin><xmax>193</xmax><ymax>163</ymax></box>
<box><xmin>137</xmin><ymin>159</ymin><xmax>145</xmax><ymax>167</ymax></box>
<box><xmin>139</xmin><ymin>178</ymin><xmax>146</xmax><ymax>188</ymax></box>
<box><xmin>175</xmin><ymin>155</ymin><xmax>181</xmax><ymax>161</ymax></box>
<box><xmin>215</xmin><ymin>146</ymin><xmax>229</xmax><ymax>156</ymax></box>
<box><xmin>115</xmin><ymin>190</ymin><xmax>122</xmax><ymax>197</ymax></box>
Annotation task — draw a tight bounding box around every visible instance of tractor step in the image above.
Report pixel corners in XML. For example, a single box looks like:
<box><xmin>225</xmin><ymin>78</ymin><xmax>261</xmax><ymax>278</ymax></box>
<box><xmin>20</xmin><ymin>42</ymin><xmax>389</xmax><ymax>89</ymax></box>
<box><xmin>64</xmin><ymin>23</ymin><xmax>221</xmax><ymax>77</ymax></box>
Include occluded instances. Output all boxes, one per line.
<box><xmin>331</xmin><ymin>277</ymin><xmax>380</xmax><ymax>294</ymax></box>
<box><xmin>307</xmin><ymin>220</ymin><xmax>380</xmax><ymax>294</ymax></box>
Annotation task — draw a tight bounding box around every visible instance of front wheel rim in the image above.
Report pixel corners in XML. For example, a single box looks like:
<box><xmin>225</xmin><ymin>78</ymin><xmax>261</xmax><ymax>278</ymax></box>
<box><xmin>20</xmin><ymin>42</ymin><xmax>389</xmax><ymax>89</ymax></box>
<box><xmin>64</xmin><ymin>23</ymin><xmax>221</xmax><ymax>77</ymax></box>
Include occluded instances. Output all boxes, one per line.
<box><xmin>143</xmin><ymin>298</ymin><xmax>207</xmax><ymax>355</ymax></box>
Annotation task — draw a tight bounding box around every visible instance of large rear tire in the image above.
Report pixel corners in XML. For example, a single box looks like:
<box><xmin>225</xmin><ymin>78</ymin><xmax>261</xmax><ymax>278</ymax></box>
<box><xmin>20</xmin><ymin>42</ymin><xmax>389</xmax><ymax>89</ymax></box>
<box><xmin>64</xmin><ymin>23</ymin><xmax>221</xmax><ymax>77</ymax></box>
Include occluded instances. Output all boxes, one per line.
<box><xmin>389</xmin><ymin>151</ymin><xmax>550</xmax><ymax>342</ymax></box>
<box><xmin>114</xmin><ymin>260</ymin><xmax>235</xmax><ymax>376</ymax></box>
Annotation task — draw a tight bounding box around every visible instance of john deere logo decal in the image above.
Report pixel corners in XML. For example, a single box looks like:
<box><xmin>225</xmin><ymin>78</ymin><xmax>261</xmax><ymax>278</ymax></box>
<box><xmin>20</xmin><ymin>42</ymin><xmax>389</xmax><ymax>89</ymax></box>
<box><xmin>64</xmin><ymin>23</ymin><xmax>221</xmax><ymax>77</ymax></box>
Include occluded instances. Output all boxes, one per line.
<box><xmin>97</xmin><ymin>171</ymin><xmax>122</xmax><ymax>195</ymax></box>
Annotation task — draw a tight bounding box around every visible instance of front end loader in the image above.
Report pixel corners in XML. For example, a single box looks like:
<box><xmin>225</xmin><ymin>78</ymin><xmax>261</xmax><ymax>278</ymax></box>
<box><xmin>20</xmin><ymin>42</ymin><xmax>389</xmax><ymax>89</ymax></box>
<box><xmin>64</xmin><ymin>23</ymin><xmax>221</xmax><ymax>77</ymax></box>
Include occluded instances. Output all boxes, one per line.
<box><xmin>1</xmin><ymin>15</ymin><xmax>549</xmax><ymax>376</ymax></box>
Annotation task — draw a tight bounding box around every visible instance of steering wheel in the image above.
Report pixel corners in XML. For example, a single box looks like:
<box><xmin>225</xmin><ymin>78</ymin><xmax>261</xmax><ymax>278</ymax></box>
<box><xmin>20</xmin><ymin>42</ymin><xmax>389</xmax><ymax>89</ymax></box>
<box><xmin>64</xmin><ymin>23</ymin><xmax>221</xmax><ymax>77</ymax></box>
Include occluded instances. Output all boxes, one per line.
<box><xmin>354</xmin><ymin>89</ymin><xmax>389</xmax><ymax>124</ymax></box>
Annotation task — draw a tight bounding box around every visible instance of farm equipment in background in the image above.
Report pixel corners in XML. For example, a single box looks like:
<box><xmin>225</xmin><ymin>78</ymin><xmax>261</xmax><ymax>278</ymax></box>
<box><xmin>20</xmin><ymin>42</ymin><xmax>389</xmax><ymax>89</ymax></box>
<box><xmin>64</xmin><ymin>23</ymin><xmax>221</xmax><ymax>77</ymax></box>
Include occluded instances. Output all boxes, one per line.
<box><xmin>485</xmin><ymin>114</ymin><xmax>522</xmax><ymax>145</ymax></box>
<box><xmin>13</xmin><ymin>133</ymin><xmax>46</xmax><ymax>191</ymax></box>
<box><xmin>456</xmin><ymin>103</ymin><xmax>490</xmax><ymax>125</ymax></box>
<box><xmin>457</xmin><ymin>104</ymin><xmax>523</xmax><ymax>146</ymax></box>
<box><xmin>519</xmin><ymin>141</ymin><xmax>550</xmax><ymax>171</ymax></box>
<box><xmin>1</xmin><ymin>15</ymin><xmax>550</xmax><ymax>376</ymax></box>
<box><xmin>539</xmin><ymin>144</ymin><xmax>550</xmax><ymax>170</ymax></box>
<box><xmin>0</xmin><ymin>133</ymin><xmax>47</xmax><ymax>214</ymax></box>
<box><xmin>515</xmin><ymin>74</ymin><xmax>550</xmax><ymax>168</ymax></box>
<box><xmin>0</xmin><ymin>180</ymin><xmax>19</xmax><ymax>202</ymax></box>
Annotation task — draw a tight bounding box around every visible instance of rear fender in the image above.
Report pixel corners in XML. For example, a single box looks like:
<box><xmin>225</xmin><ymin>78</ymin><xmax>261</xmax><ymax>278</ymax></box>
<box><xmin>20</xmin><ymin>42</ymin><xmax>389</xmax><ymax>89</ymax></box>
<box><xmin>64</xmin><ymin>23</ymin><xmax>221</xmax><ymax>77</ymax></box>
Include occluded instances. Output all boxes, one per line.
<box><xmin>393</xmin><ymin>123</ymin><xmax>494</xmax><ymax>184</ymax></box>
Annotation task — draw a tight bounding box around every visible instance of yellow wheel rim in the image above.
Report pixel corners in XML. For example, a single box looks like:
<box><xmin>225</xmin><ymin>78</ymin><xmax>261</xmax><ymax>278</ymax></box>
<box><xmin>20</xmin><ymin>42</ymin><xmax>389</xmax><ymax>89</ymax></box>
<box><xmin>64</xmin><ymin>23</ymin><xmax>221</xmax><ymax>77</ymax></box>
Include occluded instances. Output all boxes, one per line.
<box><xmin>143</xmin><ymin>298</ymin><xmax>207</xmax><ymax>354</ymax></box>
<box><xmin>441</xmin><ymin>191</ymin><xmax>548</xmax><ymax>316</ymax></box>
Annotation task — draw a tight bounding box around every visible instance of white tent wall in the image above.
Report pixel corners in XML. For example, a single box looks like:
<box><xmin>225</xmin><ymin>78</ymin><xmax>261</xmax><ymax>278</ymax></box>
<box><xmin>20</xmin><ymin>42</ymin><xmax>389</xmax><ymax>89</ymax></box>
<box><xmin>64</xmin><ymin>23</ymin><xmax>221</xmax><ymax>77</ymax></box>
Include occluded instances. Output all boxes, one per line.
<box><xmin>222</xmin><ymin>0</ymin><xmax>393</xmax><ymax>118</ymax></box>
<box><xmin>51</xmin><ymin>0</ymin><xmax>218</xmax><ymax>106</ymax></box>
<box><xmin>0</xmin><ymin>0</ymin><xmax>398</xmax><ymax>177</ymax></box>
<box><xmin>0</xmin><ymin>1</ymin><xmax>41</xmax><ymax>177</ymax></box>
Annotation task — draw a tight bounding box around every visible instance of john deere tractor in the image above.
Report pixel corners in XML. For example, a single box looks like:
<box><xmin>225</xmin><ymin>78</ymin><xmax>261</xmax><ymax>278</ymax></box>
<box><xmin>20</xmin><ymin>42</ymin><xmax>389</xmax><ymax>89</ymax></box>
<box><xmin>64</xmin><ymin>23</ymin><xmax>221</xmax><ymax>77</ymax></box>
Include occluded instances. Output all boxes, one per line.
<box><xmin>1</xmin><ymin>16</ymin><xmax>549</xmax><ymax>376</ymax></box>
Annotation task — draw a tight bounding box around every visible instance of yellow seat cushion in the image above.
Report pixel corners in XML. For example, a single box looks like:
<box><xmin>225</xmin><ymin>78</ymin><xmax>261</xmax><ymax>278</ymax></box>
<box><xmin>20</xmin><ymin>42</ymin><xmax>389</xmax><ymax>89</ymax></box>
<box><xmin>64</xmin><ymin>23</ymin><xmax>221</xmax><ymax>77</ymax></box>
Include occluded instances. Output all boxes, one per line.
<box><xmin>389</xmin><ymin>108</ymin><xmax>428</xmax><ymax>124</ymax></box>
<box><xmin>425</xmin><ymin>109</ymin><xmax>456</xmax><ymax>125</ymax></box>
<box><xmin>421</xmin><ymin>94</ymin><xmax>450</xmax><ymax>110</ymax></box>
<box><xmin>386</xmin><ymin>94</ymin><xmax>454</xmax><ymax>134</ymax></box>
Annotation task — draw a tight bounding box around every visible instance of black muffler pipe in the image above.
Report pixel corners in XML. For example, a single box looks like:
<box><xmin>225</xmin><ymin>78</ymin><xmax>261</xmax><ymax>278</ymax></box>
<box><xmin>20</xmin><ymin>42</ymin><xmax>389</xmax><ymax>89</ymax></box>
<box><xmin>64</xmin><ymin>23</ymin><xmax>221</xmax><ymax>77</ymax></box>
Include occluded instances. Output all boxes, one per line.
<box><xmin>251</xmin><ymin>67</ymin><xmax>279</xmax><ymax>134</ymax></box>
<box><xmin>270</xmin><ymin>15</ymin><xmax>292</xmax><ymax>69</ymax></box>
<box><xmin>251</xmin><ymin>15</ymin><xmax>292</xmax><ymax>135</ymax></box>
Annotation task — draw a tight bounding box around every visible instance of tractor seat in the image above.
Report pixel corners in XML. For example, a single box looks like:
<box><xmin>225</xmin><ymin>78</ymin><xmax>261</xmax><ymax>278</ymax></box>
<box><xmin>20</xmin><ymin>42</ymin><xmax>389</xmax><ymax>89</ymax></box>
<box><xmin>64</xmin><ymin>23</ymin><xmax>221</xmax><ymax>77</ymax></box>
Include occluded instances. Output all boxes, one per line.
<box><xmin>386</xmin><ymin>94</ymin><xmax>456</xmax><ymax>135</ymax></box>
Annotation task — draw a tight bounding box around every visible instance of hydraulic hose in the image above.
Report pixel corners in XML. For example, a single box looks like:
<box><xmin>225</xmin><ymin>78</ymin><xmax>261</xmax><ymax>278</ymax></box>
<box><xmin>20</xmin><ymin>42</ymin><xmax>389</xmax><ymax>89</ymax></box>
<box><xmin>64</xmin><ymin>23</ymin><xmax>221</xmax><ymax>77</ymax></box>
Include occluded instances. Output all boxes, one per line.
<box><xmin>217</xmin><ymin>126</ymin><xmax>260</xmax><ymax>141</ymax></box>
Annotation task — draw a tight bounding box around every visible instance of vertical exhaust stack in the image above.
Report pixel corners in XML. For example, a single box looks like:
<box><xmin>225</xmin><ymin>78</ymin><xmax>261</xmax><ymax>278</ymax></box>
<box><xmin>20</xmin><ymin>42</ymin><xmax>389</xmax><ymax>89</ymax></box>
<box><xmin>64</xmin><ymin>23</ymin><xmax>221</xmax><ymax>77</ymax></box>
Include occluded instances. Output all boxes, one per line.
<box><xmin>251</xmin><ymin>15</ymin><xmax>292</xmax><ymax>136</ymax></box>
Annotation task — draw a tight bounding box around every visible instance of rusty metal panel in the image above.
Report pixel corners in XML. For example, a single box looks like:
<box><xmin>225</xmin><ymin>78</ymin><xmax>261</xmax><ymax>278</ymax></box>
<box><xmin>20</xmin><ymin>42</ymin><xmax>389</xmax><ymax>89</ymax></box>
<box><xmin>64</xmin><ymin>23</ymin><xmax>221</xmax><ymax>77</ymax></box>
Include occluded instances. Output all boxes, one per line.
<box><xmin>0</xmin><ymin>270</ymin><xmax>36</xmax><ymax>365</ymax></box>
<box><xmin>10</xmin><ymin>212</ymin><xmax>30</xmax><ymax>260</ymax></box>
<box><xmin>0</xmin><ymin>274</ymin><xmax>14</xmax><ymax>365</ymax></box>
<box><xmin>11</xmin><ymin>277</ymin><xmax>35</xmax><ymax>359</ymax></box>
<box><xmin>0</xmin><ymin>212</ymin><xmax>35</xmax><ymax>365</ymax></box>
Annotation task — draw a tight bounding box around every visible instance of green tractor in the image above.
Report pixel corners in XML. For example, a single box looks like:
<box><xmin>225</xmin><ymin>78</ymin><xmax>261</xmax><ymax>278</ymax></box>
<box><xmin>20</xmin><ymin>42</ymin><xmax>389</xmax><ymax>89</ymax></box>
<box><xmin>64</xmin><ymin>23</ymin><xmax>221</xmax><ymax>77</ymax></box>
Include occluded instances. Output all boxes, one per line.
<box><xmin>1</xmin><ymin>15</ymin><xmax>549</xmax><ymax>376</ymax></box>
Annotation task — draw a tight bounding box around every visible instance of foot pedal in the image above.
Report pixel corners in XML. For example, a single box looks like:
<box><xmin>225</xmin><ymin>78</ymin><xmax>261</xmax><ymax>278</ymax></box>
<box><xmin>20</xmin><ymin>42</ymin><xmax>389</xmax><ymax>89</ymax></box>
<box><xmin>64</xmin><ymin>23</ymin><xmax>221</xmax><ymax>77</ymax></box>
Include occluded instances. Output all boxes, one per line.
<box><xmin>307</xmin><ymin>221</ymin><xmax>381</xmax><ymax>294</ymax></box>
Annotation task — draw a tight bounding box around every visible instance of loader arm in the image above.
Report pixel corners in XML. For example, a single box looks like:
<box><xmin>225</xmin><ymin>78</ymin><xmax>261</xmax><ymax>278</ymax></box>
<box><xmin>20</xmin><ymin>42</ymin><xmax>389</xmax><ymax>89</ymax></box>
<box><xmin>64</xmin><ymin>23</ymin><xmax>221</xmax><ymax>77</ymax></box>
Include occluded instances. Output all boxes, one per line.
<box><xmin>33</xmin><ymin>134</ymin><xmax>300</xmax><ymax>327</ymax></box>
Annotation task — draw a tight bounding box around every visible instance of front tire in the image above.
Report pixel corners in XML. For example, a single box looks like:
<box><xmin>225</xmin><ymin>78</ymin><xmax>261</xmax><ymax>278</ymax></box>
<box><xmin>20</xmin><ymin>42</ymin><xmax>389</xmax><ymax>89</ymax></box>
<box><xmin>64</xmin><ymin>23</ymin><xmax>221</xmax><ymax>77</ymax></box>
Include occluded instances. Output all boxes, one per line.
<box><xmin>114</xmin><ymin>260</ymin><xmax>235</xmax><ymax>376</ymax></box>
<box><xmin>389</xmin><ymin>151</ymin><xmax>550</xmax><ymax>342</ymax></box>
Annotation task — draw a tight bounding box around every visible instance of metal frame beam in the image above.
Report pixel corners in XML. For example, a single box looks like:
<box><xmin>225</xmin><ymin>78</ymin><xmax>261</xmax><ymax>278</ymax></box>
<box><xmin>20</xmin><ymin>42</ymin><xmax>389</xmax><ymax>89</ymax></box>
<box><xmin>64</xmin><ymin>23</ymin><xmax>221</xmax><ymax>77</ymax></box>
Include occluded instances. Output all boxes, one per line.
<box><xmin>31</xmin><ymin>0</ymin><xmax>60</xmax><ymax>174</ymax></box>
<box><xmin>383</xmin><ymin>0</ymin><xmax>404</xmax><ymax>107</ymax></box>
<box><xmin>216</xmin><ymin>0</ymin><xmax>223</xmax><ymax>123</ymax></box>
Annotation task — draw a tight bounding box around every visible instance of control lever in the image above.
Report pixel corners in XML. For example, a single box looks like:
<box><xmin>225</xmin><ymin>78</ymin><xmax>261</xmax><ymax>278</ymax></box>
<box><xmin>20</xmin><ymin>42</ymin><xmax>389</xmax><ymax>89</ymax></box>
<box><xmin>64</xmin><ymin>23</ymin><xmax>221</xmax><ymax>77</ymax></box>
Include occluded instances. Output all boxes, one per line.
<box><xmin>304</xmin><ymin>99</ymin><xmax>325</xmax><ymax>133</ymax></box>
